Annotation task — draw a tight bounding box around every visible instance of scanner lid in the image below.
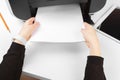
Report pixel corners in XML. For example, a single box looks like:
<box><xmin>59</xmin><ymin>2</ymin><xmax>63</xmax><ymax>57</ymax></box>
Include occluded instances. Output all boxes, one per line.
<box><xmin>29</xmin><ymin>0</ymin><xmax>88</xmax><ymax>8</ymax></box>
<box><xmin>9</xmin><ymin>0</ymin><xmax>106</xmax><ymax>20</ymax></box>
<box><xmin>9</xmin><ymin>0</ymin><xmax>32</xmax><ymax>20</ymax></box>
<box><xmin>89</xmin><ymin>0</ymin><xmax>106</xmax><ymax>13</ymax></box>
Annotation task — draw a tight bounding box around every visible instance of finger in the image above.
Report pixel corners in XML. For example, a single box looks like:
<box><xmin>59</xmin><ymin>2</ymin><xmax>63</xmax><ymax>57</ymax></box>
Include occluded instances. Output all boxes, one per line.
<box><xmin>28</xmin><ymin>35</ymin><xmax>32</xmax><ymax>41</ymax></box>
<box><xmin>84</xmin><ymin>22</ymin><xmax>92</xmax><ymax>28</ymax></box>
<box><xmin>34</xmin><ymin>21</ymin><xmax>40</xmax><ymax>27</ymax></box>
<box><xmin>33</xmin><ymin>21</ymin><xmax>40</xmax><ymax>28</ymax></box>
<box><xmin>86</xmin><ymin>41</ymin><xmax>90</xmax><ymax>48</ymax></box>
<box><xmin>81</xmin><ymin>30</ymin><xmax>86</xmax><ymax>39</ymax></box>
<box><xmin>81</xmin><ymin>28</ymin><xmax>86</xmax><ymax>34</ymax></box>
<box><xmin>81</xmin><ymin>22</ymin><xmax>89</xmax><ymax>30</ymax></box>
<box><xmin>81</xmin><ymin>28</ymin><xmax>84</xmax><ymax>33</ymax></box>
<box><xmin>26</xmin><ymin>17</ymin><xmax>35</xmax><ymax>24</ymax></box>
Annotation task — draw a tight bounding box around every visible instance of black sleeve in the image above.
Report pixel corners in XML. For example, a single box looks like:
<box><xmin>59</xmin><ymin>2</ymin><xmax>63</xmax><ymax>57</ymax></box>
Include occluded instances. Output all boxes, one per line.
<box><xmin>0</xmin><ymin>42</ymin><xmax>25</xmax><ymax>80</ymax></box>
<box><xmin>84</xmin><ymin>56</ymin><xmax>106</xmax><ymax>80</ymax></box>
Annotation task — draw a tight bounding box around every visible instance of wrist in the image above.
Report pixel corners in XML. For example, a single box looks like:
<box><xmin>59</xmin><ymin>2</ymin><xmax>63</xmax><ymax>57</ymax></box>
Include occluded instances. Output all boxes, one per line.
<box><xmin>89</xmin><ymin>48</ymin><xmax>101</xmax><ymax>56</ymax></box>
<box><xmin>19</xmin><ymin>33</ymin><xmax>30</xmax><ymax>41</ymax></box>
<box><xmin>13</xmin><ymin>35</ymin><xmax>27</xmax><ymax>45</ymax></box>
<box><xmin>13</xmin><ymin>39</ymin><xmax>24</xmax><ymax>45</ymax></box>
<box><xmin>89</xmin><ymin>43</ymin><xmax>101</xmax><ymax>56</ymax></box>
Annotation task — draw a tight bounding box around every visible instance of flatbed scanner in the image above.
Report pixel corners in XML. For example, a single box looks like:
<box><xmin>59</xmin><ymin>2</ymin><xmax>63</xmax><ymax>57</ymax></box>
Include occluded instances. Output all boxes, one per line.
<box><xmin>9</xmin><ymin>0</ymin><xmax>106</xmax><ymax>24</ymax></box>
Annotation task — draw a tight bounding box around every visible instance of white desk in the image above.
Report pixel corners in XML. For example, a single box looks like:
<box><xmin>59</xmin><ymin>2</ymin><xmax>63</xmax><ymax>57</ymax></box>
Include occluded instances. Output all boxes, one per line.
<box><xmin>0</xmin><ymin>0</ymin><xmax>120</xmax><ymax>80</ymax></box>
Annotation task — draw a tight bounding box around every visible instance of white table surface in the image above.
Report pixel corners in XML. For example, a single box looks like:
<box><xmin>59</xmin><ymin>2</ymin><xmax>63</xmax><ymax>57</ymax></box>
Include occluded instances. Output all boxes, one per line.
<box><xmin>0</xmin><ymin>0</ymin><xmax>120</xmax><ymax>80</ymax></box>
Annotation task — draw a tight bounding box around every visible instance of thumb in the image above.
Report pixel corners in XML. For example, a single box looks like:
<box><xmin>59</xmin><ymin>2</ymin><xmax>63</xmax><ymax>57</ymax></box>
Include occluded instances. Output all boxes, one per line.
<box><xmin>84</xmin><ymin>22</ymin><xmax>92</xmax><ymax>28</ymax></box>
<box><xmin>26</xmin><ymin>17</ymin><xmax>35</xmax><ymax>24</ymax></box>
<box><xmin>33</xmin><ymin>21</ymin><xmax>40</xmax><ymax>28</ymax></box>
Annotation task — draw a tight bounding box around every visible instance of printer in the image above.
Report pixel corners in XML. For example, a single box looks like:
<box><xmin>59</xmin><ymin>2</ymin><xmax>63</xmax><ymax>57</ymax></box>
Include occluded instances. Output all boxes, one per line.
<box><xmin>9</xmin><ymin>0</ymin><xmax>106</xmax><ymax>24</ymax></box>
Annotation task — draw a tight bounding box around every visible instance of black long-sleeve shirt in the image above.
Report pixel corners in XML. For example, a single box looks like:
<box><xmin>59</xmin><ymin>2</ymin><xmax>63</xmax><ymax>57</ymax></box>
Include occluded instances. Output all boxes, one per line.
<box><xmin>84</xmin><ymin>56</ymin><xmax>106</xmax><ymax>80</ymax></box>
<box><xmin>0</xmin><ymin>42</ymin><xmax>25</xmax><ymax>80</ymax></box>
<box><xmin>0</xmin><ymin>42</ymin><xmax>106</xmax><ymax>80</ymax></box>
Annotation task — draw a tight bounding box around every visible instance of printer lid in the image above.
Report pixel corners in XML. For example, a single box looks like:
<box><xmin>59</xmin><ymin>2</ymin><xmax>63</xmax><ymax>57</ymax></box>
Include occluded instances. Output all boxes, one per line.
<box><xmin>29</xmin><ymin>0</ymin><xmax>88</xmax><ymax>8</ymax></box>
<box><xmin>9</xmin><ymin>0</ymin><xmax>106</xmax><ymax>20</ymax></box>
<box><xmin>9</xmin><ymin>0</ymin><xmax>88</xmax><ymax>20</ymax></box>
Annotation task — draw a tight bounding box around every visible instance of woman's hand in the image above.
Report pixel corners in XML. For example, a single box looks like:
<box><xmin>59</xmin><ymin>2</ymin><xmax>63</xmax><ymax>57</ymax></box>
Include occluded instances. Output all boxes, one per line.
<box><xmin>14</xmin><ymin>17</ymin><xmax>40</xmax><ymax>45</ymax></box>
<box><xmin>81</xmin><ymin>22</ymin><xmax>101</xmax><ymax>56</ymax></box>
<box><xmin>19</xmin><ymin>17</ymin><xmax>40</xmax><ymax>41</ymax></box>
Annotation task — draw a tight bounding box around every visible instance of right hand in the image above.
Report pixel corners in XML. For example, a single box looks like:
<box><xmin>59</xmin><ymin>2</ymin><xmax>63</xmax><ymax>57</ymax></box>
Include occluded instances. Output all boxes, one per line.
<box><xmin>81</xmin><ymin>22</ymin><xmax>101</xmax><ymax>56</ymax></box>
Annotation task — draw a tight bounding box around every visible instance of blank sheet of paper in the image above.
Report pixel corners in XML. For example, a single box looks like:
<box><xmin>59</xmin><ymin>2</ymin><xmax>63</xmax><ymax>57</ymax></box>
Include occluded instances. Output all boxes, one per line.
<box><xmin>30</xmin><ymin>4</ymin><xmax>84</xmax><ymax>42</ymax></box>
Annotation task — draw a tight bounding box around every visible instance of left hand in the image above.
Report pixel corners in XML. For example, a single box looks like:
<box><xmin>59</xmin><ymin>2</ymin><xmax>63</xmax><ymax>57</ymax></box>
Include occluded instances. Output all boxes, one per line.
<box><xmin>19</xmin><ymin>17</ymin><xmax>40</xmax><ymax>41</ymax></box>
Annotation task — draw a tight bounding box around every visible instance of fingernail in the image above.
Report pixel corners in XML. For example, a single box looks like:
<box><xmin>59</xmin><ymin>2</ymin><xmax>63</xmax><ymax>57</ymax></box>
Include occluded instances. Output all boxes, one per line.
<box><xmin>81</xmin><ymin>27</ymin><xmax>85</xmax><ymax>29</ymax></box>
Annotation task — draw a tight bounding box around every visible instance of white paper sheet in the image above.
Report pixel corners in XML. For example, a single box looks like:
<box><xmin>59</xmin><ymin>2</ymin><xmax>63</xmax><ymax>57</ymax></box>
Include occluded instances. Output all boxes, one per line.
<box><xmin>30</xmin><ymin>4</ymin><xmax>84</xmax><ymax>42</ymax></box>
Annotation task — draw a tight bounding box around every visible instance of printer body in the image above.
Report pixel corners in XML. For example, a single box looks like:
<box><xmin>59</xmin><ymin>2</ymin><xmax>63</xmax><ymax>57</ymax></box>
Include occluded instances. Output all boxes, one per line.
<box><xmin>9</xmin><ymin>0</ymin><xmax>106</xmax><ymax>24</ymax></box>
